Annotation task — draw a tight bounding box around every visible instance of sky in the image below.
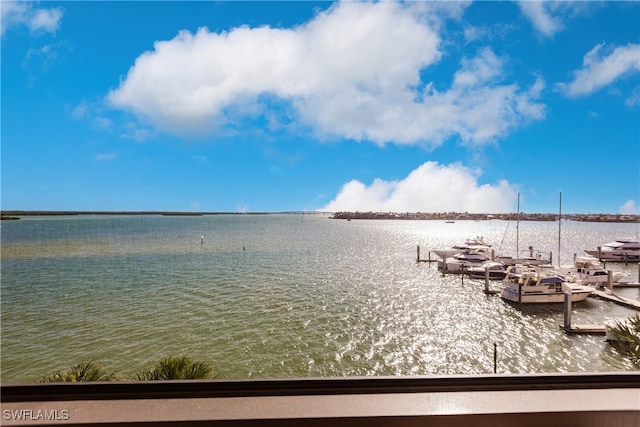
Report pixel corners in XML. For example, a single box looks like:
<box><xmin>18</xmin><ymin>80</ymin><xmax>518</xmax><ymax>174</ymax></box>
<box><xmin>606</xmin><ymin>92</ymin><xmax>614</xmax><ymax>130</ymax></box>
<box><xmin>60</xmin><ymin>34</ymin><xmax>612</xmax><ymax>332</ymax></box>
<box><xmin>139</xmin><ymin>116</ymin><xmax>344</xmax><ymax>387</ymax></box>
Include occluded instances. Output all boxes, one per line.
<box><xmin>2</xmin><ymin>1</ymin><xmax>639</xmax><ymax>214</ymax></box>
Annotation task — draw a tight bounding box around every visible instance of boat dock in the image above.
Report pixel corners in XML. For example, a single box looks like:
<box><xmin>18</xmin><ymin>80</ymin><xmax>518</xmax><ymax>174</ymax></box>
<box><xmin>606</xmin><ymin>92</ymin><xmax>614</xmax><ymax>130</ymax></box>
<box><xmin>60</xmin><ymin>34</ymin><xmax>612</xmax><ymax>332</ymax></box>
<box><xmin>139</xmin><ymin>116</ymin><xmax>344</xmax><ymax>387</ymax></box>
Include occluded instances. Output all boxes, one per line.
<box><xmin>416</xmin><ymin>245</ymin><xmax>437</xmax><ymax>263</ymax></box>
<box><xmin>562</xmin><ymin>324</ymin><xmax>607</xmax><ymax>334</ymax></box>
<box><xmin>561</xmin><ymin>288</ymin><xmax>607</xmax><ymax>335</ymax></box>
<box><xmin>589</xmin><ymin>288</ymin><xmax>640</xmax><ymax>310</ymax></box>
<box><xmin>562</xmin><ymin>283</ymin><xmax>640</xmax><ymax>335</ymax></box>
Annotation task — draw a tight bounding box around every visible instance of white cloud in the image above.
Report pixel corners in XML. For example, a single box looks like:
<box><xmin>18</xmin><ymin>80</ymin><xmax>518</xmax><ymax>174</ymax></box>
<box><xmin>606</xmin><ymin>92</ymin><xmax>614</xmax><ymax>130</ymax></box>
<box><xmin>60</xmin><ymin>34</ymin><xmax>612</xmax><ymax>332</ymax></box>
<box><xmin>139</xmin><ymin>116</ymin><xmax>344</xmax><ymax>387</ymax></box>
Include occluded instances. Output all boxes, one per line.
<box><xmin>108</xmin><ymin>1</ymin><xmax>544</xmax><ymax>146</ymax></box>
<box><xmin>28</xmin><ymin>7</ymin><xmax>63</xmax><ymax>34</ymax></box>
<box><xmin>92</xmin><ymin>117</ymin><xmax>112</xmax><ymax>129</ymax></box>
<box><xmin>22</xmin><ymin>43</ymin><xmax>61</xmax><ymax>69</ymax></box>
<box><xmin>1</xmin><ymin>2</ymin><xmax>63</xmax><ymax>36</ymax></box>
<box><xmin>120</xmin><ymin>122</ymin><xmax>156</xmax><ymax>142</ymax></box>
<box><xmin>95</xmin><ymin>153</ymin><xmax>116</xmax><ymax>161</ymax></box>
<box><xmin>620</xmin><ymin>200</ymin><xmax>639</xmax><ymax>215</ymax></box>
<box><xmin>517</xmin><ymin>1</ymin><xmax>563</xmax><ymax>37</ymax></box>
<box><xmin>70</xmin><ymin>102</ymin><xmax>89</xmax><ymax>120</ymax></box>
<box><xmin>558</xmin><ymin>43</ymin><xmax>640</xmax><ymax>97</ymax></box>
<box><xmin>626</xmin><ymin>86</ymin><xmax>640</xmax><ymax>107</ymax></box>
<box><xmin>517</xmin><ymin>1</ymin><xmax>592</xmax><ymax>38</ymax></box>
<box><xmin>193</xmin><ymin>155</ymin><xmax>210</xmax><ymax>165</ymax></box>
<box><xmin>320</xmin><ymin>161</ymin><xmax>517</xmax><ymax>213</ymax></box>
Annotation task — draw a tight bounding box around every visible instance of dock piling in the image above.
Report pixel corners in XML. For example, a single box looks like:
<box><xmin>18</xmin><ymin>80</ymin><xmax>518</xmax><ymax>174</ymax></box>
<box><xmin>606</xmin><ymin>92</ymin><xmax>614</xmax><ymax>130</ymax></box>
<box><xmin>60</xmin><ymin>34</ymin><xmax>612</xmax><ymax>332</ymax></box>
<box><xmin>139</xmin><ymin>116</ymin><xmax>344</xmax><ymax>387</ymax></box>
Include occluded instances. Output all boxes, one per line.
<box><xmin>563</xmin><ymin>290</ymin><xmax>572</xmax><ymax>330</ymax></box>
<box><xmin>518</xmin><ymin>283</ymin><xmax>522</xmax><ymax>307</ymax></box>
<box><xmin>493</xmin><ymin>343</ymin><xmax>497</xmax><ymax>374</ymax></box>
<box><xmin>484</xmin><ymin>268</ymin><xmax>490</xmax><ymax>293</ymax></box>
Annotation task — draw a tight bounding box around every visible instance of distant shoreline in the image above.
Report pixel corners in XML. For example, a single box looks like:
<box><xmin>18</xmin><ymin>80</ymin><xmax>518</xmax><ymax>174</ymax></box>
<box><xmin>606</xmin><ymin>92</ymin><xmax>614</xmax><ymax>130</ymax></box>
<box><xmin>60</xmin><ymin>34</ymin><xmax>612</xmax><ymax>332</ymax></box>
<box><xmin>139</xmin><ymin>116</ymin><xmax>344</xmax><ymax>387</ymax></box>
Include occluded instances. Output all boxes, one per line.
<box><xmin>0</xmin><ymin>210</ymin><xmax>317</xmax><ymax>220</ymax></box>
<box><xmin>331</xmin><ymin>211</ymin><xmax>640</xmax><ymax>223</ymax></box>
<box><xmin>1</xmin><ymin>210</ymin><xmax>638</xmax><ymax>223</ymax></box>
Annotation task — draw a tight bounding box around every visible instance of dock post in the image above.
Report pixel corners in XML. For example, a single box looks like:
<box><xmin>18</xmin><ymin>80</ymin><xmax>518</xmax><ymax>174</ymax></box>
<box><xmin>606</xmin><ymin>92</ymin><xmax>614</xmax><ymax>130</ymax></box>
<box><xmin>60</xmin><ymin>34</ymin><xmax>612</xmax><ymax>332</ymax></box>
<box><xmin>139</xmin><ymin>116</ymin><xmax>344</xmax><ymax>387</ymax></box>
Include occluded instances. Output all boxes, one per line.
<box><xmin>549</xmin><ymin>251</ymin><xmax>553</xmax><ymax>264</ymax></box>
<box><xmin>607</xmin><ymin>270</ymin><xmax>613</xmax><ymax>293</ymax></box>
<box><xmin>417</xmin><ymin>245</ymin><xmax>420</xmax><ymax>262</ymax></box>
<box><xmin>638</xmin><ymin>263</ymin><xmax>640</xmax><ymax>283</ymax></box>
<box><xmin>518</xmin><ymin>283</ymin><xmax>522</xmax><ymax>306</ymax></box>
<box><xmin>493</xmin><ymin>343</ymin><xmax>497</xmax><ymax>374</ymax></box>
<box><xmin>484</xmin><ymin>267</ymin><xmax>490</xmax><ymax>294</ymax></box>
<box><xmin>598</xmin><ymin>247</ymin><xmax>602</xmax><ymax>261</ymax></box>
<box><xmin>563</xmin><ymin>290</ymin><xmax>572</xmax><ymax>330</ymax></box>
<box><xmin>529</xmin><ymin>246</ymin><xmax>533</xmax><ymax>258</ymax></box>
<box><xmin>491</xmin><ymin>249</ymin><xmax>495</xmax><ymax>261</ymax></box>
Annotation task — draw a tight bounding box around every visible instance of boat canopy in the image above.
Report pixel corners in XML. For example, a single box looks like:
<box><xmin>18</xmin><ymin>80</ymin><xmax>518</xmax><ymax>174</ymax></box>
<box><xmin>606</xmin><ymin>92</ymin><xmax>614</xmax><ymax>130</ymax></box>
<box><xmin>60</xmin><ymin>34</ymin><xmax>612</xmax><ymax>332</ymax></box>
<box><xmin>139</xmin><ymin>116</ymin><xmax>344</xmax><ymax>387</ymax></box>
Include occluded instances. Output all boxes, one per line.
<box><xmin>540</xmin><ymin>276</ymin><xmax>565</xmax><ymax>284</ymax></box>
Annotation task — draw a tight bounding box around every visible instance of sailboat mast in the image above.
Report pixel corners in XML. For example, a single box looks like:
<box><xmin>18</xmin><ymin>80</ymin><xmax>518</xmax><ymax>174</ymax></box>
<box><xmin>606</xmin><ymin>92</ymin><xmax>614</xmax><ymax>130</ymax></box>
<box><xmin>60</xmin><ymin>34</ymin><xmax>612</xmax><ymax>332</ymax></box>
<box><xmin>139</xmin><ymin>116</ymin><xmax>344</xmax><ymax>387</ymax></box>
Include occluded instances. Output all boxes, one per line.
<box><xmin>558</xmin><ymin>192</ymin><xmax>562</xmax><ymax>266</ymax></box>
<box><xmin>516</xmin><ymin>193</ymin><xmax>520</xmax><ymax>256</ymax></box>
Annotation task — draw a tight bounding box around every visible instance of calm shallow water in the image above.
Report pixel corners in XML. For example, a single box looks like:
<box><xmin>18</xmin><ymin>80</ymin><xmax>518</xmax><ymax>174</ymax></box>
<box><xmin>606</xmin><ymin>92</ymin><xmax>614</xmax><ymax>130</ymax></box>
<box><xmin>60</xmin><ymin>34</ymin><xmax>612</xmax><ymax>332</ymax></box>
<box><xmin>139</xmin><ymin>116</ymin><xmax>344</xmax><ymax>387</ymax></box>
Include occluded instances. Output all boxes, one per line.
<box><xmin>1</xmin><ymin>214</ymin><xmax>639</xmax><ymax>382</ymax></box>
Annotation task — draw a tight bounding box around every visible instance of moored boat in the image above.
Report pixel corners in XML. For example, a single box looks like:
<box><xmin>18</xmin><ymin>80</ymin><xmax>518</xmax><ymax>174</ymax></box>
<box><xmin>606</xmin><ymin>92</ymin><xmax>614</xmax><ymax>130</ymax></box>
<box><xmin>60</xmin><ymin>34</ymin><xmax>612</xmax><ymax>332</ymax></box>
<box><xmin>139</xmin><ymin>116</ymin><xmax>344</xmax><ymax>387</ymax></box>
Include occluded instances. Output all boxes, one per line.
<box><xmin>556</xmin><ymin>256</ymin><xmax>630</xmax><ymax>287</ymax></box>
<box><xmin>585</xmin><ymin>238</ymin><xmax>640</xmax><ymax>262</ymax></box>
<box><xmin>500</xmin><ymin>265</ymin><xmax>592</xmax><ymax>304</ymax></box>
<box><xmin>437</xmin><ymin>249</ymin><xmax>492</xmax><ymax>273</ymax></box>
<box><xmin>467</xmin><ymin>261</ymin><xmax>508</xmax><ymax>280</ymax></box>
<box><xmin>432</xmin><ymin>236</ymin><xmax>492</xmax><ymax>260</ymax></box>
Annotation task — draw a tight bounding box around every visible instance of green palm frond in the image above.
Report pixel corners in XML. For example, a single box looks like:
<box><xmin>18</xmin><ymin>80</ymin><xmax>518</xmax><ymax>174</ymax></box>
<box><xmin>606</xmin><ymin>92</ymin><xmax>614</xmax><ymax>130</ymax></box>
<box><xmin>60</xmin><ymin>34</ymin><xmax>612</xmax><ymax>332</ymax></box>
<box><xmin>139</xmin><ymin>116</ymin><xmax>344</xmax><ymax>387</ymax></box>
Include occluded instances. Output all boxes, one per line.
<box><xmin>609</xmin><ymin>314</ymin><xmax>640</xmax><ymax>364</ymax></box>
<box><xmin>133</xmin><ymin>355</ymin><xmax>215</xmax><ymax>380</ymax></box>
<box><xmin>41</xmin><ymin>361</ymin><xmax>117</xmax><ymax>383</ymax></box>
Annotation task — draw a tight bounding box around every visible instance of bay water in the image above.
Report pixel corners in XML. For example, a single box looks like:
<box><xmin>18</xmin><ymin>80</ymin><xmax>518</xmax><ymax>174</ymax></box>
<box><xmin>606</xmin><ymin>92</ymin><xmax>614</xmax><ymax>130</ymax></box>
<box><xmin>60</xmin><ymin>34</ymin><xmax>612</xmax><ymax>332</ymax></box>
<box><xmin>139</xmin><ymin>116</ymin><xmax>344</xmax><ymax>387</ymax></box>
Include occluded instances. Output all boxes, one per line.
<box><xmin>2</xmin><ymin>214</ymin><xmax>639</xmax><ymax>382</ymax></box>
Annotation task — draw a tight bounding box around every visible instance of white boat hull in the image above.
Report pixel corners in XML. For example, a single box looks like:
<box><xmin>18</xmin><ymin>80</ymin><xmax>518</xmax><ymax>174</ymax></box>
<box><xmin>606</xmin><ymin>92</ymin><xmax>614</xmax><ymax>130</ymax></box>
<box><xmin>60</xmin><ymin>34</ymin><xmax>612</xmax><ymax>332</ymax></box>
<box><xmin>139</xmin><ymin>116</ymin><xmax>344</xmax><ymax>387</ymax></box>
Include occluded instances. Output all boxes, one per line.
<box><xmin>585</xmin><ymin>239</ymin><xmax>640</xmax><ymax>262</ymax></box>
<box><xmin>584</xmin><ymin>250</ymin><xmax>640</xmax><ymax>262</ymax></box>
<box><xmin>501</xmin><ymin>287</ymin><xmax>592</xmax><ymax>304</ymax></box>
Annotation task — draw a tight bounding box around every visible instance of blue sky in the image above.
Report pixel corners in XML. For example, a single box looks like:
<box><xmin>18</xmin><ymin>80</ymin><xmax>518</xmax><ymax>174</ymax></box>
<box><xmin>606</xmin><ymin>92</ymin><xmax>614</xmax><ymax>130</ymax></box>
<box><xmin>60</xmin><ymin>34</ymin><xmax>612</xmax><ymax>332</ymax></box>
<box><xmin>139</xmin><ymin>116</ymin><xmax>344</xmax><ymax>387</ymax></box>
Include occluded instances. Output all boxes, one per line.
<box><xmin>2</xmin><ymin>1</ymin><xmax>639</xmax><ymax>214</ymax></box>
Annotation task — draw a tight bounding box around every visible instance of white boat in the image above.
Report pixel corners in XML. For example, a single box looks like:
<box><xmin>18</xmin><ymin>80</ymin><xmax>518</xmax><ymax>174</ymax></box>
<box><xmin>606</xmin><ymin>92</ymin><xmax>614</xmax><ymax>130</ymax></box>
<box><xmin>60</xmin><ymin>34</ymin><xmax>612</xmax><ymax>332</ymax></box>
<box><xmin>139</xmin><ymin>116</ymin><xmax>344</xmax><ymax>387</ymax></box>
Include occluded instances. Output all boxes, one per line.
<box><xmin>557</xmin><ymin>256</ymin><xmax>630</xmax><ymax>287</ymax></box>
<box><xmin>467</xmin><ymin>261</ymin><xmax>508</xmax><ymax>280</ymax></box>
<box><xmin>432</xmin><ymin>236</ymin><xmax>492</xmax><ymax>260</ymax></box>
<box><xmin>437</xmin><ymin>247</ymin><xmax>492</xmax><ymax>273</ymax></box>
<box><xmin>494</xmin><ymin>253</ymin><xmax>550</xmax><ymax>266</ymax></box>
<box><xmin>584</xmin><ymin>238</ymin><xmax>640</xmax><ymax>262</ymax></box>
<box><xmin>500</xmin><ymin>265</ymin><xmax>592</xmax><ymax>304</ymax></box>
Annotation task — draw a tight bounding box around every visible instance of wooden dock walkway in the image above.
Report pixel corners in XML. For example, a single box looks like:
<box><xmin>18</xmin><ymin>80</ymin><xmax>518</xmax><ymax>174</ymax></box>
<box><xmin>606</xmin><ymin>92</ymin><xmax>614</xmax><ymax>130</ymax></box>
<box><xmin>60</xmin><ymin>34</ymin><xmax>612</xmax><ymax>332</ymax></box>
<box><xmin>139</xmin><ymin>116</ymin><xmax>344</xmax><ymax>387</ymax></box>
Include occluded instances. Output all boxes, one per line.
<box><xmin>561</xmin><ymin>285</ymin><xmax>640</xmax><ymax>335</ymax></box>
<box><xmin>589</xmin><ymin>289</ymin><xmax>640</xmax><ymax>310</ymax></box>
<box><xmin>562</xmin><ymin>324</ymin><xmax>606</xmax><ymax>335</ymax></box>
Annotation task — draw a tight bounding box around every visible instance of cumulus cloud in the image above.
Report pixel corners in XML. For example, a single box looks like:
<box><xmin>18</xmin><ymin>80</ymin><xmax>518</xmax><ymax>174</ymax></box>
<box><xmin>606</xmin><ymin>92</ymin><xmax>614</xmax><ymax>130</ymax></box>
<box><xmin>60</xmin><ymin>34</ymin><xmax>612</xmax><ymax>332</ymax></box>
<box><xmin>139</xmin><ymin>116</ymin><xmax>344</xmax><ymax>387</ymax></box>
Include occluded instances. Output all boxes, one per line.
<box><xmin>1</xmin><ymin>1</ymin><xmax>63</xmax><ymax>36</ymax></box>
<box><xmin>620</xmin><ymin>200</ymin><xmax>639</xmax><ymax>215</ymax></box>
<box><xmin>320</xmin><ymin>161</ymin><xmax>517</xmax><ymax>213</ymax></box>
<box><xmin>108</xmin><ymin>1</ymin><xmax>544</xmax><ymax>146</ymax></box>
<box><xmin>517</xmin><ymin>1</ymin><xmax>564</xmax><ymax>37</ymax></box>
<box><xmin>517</xmin><ymin>1</ymin><xmax>592</xmax><ymax>38</ymax></box>
<box><xmin>557</xmin><ymin>43</ymin><xmax>640</xmax><ymax>98</ymax></box>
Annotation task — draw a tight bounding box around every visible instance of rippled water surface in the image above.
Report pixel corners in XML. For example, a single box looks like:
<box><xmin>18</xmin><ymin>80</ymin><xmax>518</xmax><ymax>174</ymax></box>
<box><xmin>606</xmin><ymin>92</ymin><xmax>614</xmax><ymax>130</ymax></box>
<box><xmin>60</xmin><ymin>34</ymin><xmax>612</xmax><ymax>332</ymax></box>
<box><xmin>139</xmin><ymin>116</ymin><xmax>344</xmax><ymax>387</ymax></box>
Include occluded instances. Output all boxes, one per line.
<box><xmin>2</xmin><ymin>214</ymin><xmax>639</xmax><ymax>382</ymax></box>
